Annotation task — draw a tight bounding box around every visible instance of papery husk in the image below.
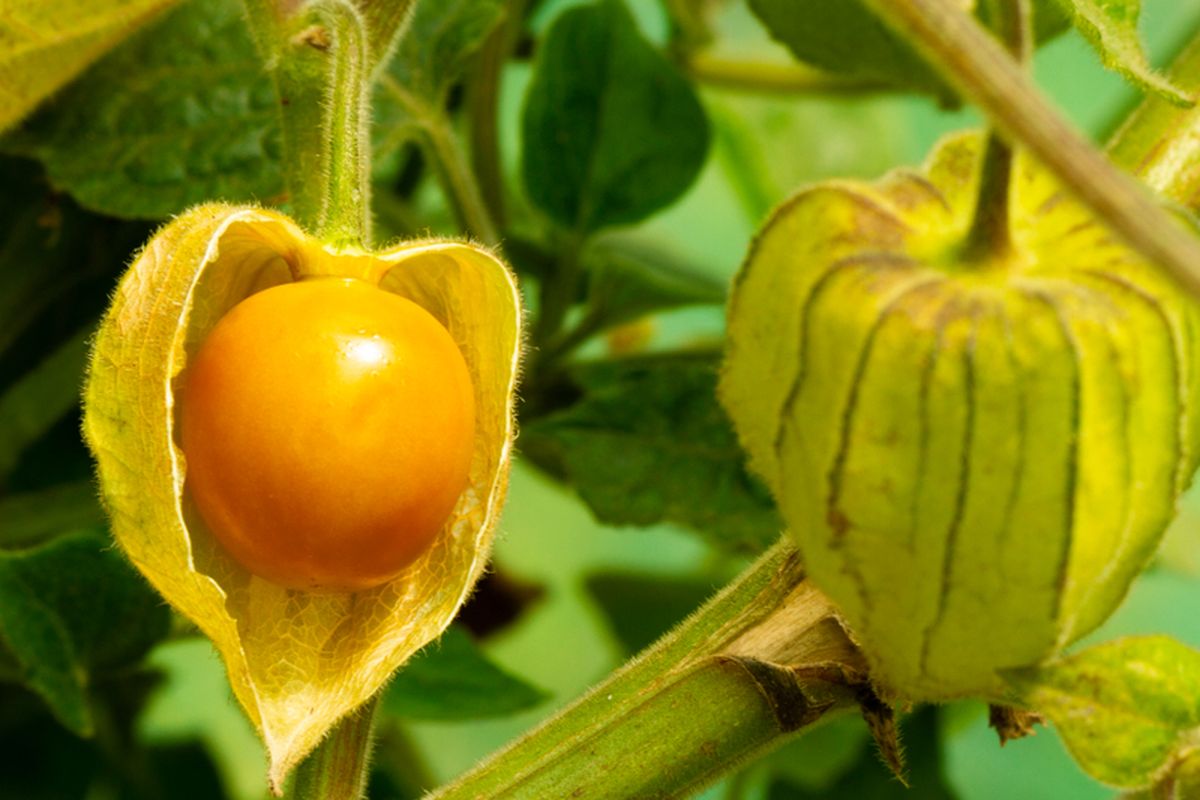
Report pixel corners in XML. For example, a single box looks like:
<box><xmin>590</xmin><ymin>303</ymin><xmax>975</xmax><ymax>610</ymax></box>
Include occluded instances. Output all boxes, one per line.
<box><xmin>83</xmin><ymin>203</ymin><xmax>521</xmax><ymax>787</ymax></box>
<box><xmin>721</xmin><ymin>132</ymin><xmax>1200</xmax><ymax>702</ymax></box>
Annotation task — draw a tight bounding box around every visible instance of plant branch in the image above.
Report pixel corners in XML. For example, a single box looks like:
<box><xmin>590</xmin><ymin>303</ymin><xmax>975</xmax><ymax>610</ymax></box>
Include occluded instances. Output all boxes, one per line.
<box><xmin>426</xmin><ymin>540</ymin><xmax>867</xmax><ymax>800</ymax></box>
<box><xmin>292</xmin><ymin>696</ymin><xmax>379</xmax><ymax>800</ymax></box>
<box><xmin>862</xmin><ymin>0</ymin><xmax>1200</xmax><ymax>299</ymax></box>
<box><xmin>468</xmin><ymin>0</ymin><xmax>526</xmax><ymax>229</ymax></box>
<box><xmin>378</xmin><ymin>76</ymin><xmax>500</xmax><ymax>246</ymax></box>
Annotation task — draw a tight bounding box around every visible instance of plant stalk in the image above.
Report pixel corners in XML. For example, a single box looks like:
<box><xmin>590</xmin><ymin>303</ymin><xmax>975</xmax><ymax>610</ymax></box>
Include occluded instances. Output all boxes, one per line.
<box><xmin>862</xmin><ymin>0</ymin><xmax>1200</xmax><ymax>299</ymax></box>
<box><xmin>244</xmin><ymin>0</ymin><xmax>373</xmax><ymax>248</ymax></box>
<box><xmin>291</xmin><ymin>696</ymin><xmax>379</xmax><ymax>800</ymax></box>
<box><xmin>426</xmin><ymin>540</ymin><xmax>867</xmax><ymax>800</ymax></box>
<box><xmin>963</xmin><ymin>0</ymin><xmax>1030</xmax><ymax>260</ymax></box>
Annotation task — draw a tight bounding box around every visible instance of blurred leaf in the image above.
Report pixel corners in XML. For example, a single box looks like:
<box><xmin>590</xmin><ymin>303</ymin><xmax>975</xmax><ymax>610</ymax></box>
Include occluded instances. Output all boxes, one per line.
<box><xmin>369</xmin><ymin>727</ymin><xmax>438</xmax><ymax>800</ymax></box>
<box><xmin>747</xmin><ymin>0</ymin><xmax>1075</xmax><ymax>101</ymax></box>
<box><xmin>0</xmin><ymin>685</ymin><xmax>98</xmax><ymax>798</ymax></box>
<box><xmin>583</xmin><ymin>236</ymin><xmax>726</xmax><ymax>332</ymax></box>
<box><xmin>1054</xmin><ymin>0</ymin><xmax>1192</xmax><ymax>105</ymax></box>
<box><xmin>378</xmin><ymin>0</ymin><xmax>504</xmax><ymax>118</ymax></box>
<box><xmin>3</xmin><ymin>0</ymin><xmax>281</xmax><ymax>219</ymax></box>
<box><xmin>0</xmin><ymin>532</ymin><xmax>170</xmax><ymax>735</ymax></box>
<box><xmin>146</xmin><ymin>741</ymin><xmax>231</xmax><ymax>800</ymax></box>
<box><xmin>0</xmin><ymin>481</ymin><xmax>107</xmax><ymax>550</ymax></box>
<box><xmin>0</xmin><ymin>562</ymin><xmax>89</xmax><ymax>734</ymax></box>
<box><xmin>1033</xmin><ymin>0</ymin><xmax>1073</xmax><ymax>42</ymax></box>
<box><xmin>747</xmin><ymin>0</ymin><xmax>950</xmax><ymax>98</ymax></box>
<box><xmin>374</xmin><ymin>0</ymin><xmax>504</xmax><ymax>169</ymax></box>
<box><xmin>770</xmin><ymin>707</ymin><xmax>956</xmax><ymax>798</ymax></box>
<box><xmin>0</xmin><ymin>0</ymin><xmax>178</xmax><ymax>133</ymax></box>
<box><xmin>709</xmin><ymin>95</ymin><xmax>910</xmax><ymax>224</ymax></box>
<box><xmin>585</xmin><ymin>571</ymin><xmax>717</xmax><ymax>655</ymax></box>
<box><xmin>0</xmin><ymin>158</ymin><xmax>145</xmax><ymax>360</ymax></box>
<box><xmin>522</xmin><ymin>353</ymin><xmax>783</xmax><ymax>552</ymax></box>
<box><xmin>760</xmin><ymin>715</ymin><xmax>871</xmax><ymax>793</ymax></box>
<box><xmin>138</xmin><ymin>639</ymin><xmax>266</xmax><ymax>800</ymax></box>
<box><xmin>522</xmin><ymin>0</ymin><xmax>710</xmax><ymax>233</ymax></box>
<box><xmin>0</xmin><ymin>323</ymin><xmax>93</xmax><ymax>483</ymax></box>
<box><xmin>1004</xmin><ymin>635</ymin><xmax>1200</xmax><ymax>789</ymax></box>
<box><xmin>382</xmin><ymin>626</ymin><xmax>547</xmax><ymax>721</ymax></box>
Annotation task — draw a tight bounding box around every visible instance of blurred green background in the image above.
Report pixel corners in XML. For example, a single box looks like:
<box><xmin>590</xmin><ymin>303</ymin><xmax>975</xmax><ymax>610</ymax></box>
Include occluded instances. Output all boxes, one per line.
<box><xmin>7</xmin><ymin>0</ymin><xmax>1200</xmax><ymax>798</ymax></box>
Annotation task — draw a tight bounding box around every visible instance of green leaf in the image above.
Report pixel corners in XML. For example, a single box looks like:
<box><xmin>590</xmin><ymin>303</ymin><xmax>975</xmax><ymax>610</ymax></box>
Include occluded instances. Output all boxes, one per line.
<box><xmin>374</xmin><ymin>0</ymin><xmax>505</xmax><ymax>159</ymax></box>
<box><xmin>0</xmin><ymin>323</ymin><xmax>93</xmax><ymax>483</ymax></box>
<box><xmin>521</xmin><ymin>0</ymin><xmax>710</xmax><ymax>233</ymax></box>
<box><xmin>1032</xmin><ymin>0</ymin><xmax>1072</xmax><ymax>43</ymax></box>
<box><xmin>0</xmin><ymin>158</ymin><xmax>147</xmax><ymax>359</ymax></box>
<box><xmin>0</xmin><ymin>532</ymin><xmax>171</xmax><ymax>734</ymax></box>
<box><xmin>0</xmin><ymin>0</ymin><xmax>179</xmax><ymax>133</ymax></box>
<box><xmin>1052</xmin><ymin>0</ymin><xmax>1192</xmax><ymax>105</ymax></box>
<box><xmin>381</xmin><ymin>626</ymin><xmax>547</xmax><ymax>721</ymax></box>
<box><xmin>384</xmin><ymin>0</ymin><xmax>504</xmax><ymax>108</ymax></box>
<box><xmin>585</xmin><ymin>572</ymin><xmax>717</xmax><ymax>655</ymax></box>
<box><xmin>747</xmin><ymin>0</ymin><xmax>1076</xmax><ymax>100</ymax></box>
<box><xmin>522</xmin><ymin>353</ymin><xmax>783</xmax><ymax>552</ymax></box>
<box><xmin>0</xmin><ymin>482</ymin><xmax>107</xmax><ymax>550</ymax></box>
<box><xmin>1004</xmin><ymin>636</ymin><xmax>1200</xmax><ymax>789</ymax></box>
<box><xmin>0</xmin><ymin>684</ymin><xmax>98</xmax><ymax>798</ymax></box>
<box><xmin>3</xmin><ymin>0</ymin><xmax>282</xmax><ymax>219</ymax></box>
<box><xmin>747</xmin><ymin>0</ymin><xmax>950</xmax><ymax>97</ymax></box>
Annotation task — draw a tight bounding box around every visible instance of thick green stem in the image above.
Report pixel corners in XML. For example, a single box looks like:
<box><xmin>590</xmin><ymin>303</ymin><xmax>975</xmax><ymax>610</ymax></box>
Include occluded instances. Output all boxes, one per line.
<box><xmin>244</xmin><ymin>0</ymin><xmax>373</xmax><ymax>247</ymax></box>
<box><xmin>963</xmin><ymin>0</ymin><xmax>1030</xmax><ymax>260</ymax></box>
<box><xmin>862</xmin><ymin>0</ymin><xmax>1200</xmax><ymax>300</ymax></box>
<box><xmin>426</xmin><ymin>541</ymin><xmax>865</xmax><ymax>800</ymax></box>
<box><xmin>291</xmin><ymin>696</ymin><xmax>379</xmax><ymax>800</ymax></box>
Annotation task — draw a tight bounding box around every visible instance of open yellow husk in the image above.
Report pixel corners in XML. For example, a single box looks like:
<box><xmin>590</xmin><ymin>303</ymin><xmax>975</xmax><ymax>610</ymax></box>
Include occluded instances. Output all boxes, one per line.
<box><xmin>83</xmin><ymin>203</ymin><xmax>522</xmax><ymax>788</ymax></box>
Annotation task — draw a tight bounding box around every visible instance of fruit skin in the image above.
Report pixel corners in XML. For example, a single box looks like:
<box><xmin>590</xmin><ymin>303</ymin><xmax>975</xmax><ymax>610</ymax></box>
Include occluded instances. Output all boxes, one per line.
<box><xmin>721</xmin><ymin>133</ymin><xmax>1200</xmax><ymax>701</ymax></box>
<box><xmin>180</xmin><ymin>276</ymin><xmax>476</xmax><ymax>591</ymax></box>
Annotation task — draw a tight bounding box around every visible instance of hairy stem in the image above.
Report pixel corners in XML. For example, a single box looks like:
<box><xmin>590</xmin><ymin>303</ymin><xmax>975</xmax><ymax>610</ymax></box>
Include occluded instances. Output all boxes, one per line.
<box><xmin>243</xmin><ymin>0</ymin><xmax>373</xmax><ymax>247</ymax></box>
<box><xmin>292</xmin><ymin>696</ymin><xmax>379</xmax><ymax>800</ymax></box>
<box><xmin>862</xmin><ymin>0</ymin><xmax>1200</xmax><ymax>299</ymax></box>
<box><xmin>426</xmin><ymin>541</ymin><xmax>866</xmax><ymax>800</ymax></box>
